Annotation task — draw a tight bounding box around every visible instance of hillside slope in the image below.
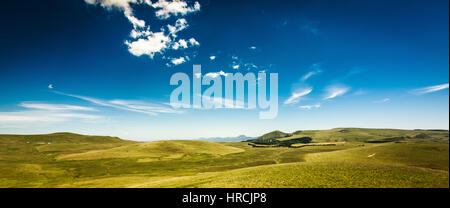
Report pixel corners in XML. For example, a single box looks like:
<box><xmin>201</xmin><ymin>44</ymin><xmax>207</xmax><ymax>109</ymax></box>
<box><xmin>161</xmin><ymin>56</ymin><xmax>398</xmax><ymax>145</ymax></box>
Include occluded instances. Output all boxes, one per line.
<box><xmin>0</xmin><ymin>133</ymin><xmax>135</xmax><ymax>160</ymax></box>
<box><xmin>251</xmin><ymin>128</ymin><xmax>449</xmax><ymax>144</ymax></box>
<box><xmin>0</xmin><ymin>129</ymin><xmax>448</xmax><ymax>188</ymax></box>
<box><xmin>139</xmin><ymin>141</ymin><xmax>449</xmax><ymax>188</ymax></box>
<box><xmin>57</xmin><ymin>140</ymin><xmax>244</xmax><ymax>160</ymax></box>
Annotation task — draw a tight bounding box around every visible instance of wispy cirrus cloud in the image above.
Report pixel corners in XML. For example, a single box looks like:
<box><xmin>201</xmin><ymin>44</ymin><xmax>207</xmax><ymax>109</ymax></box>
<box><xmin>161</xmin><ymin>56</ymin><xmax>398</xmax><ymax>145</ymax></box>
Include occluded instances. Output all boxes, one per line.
<box><xmin>411</xmin><ymin>83</ymin><xmax>449</xmax><ymax>95</ymax></box>
<box><xmin>299</xmin><ymin>104</ymin><xmax>321</xmax><ymax>110</ymax></box>
<box><xmin>301</xmin><ymin>63</ymin><xmax>322</xmax><ymax>82</ymax></box>
<box><xmin>353</xmin><ymin>89</ymin><xmax>367</xmax><ymax>96</ymax></box>
<box><xmin>284</xmin><ymin>88</ymin><xmax>313</xmax><ymax>104</ymax></box>
<box><xmin>323</xmin><ymin>85</ymin><xmax>350</xmax><ymax>100</ymax></box>
<box><xmin>0</xmin><ymin>102</ymin><xmax>102</xmax><ymax>124</ymax></box>
<box><xmin>54</xmin><ymin>91</ymin><xmax>182</xmax><ymax>116</ymax></box>
<box><xmin>200</xmin><ymin>94</ymin><xmax>245</xmax><ymax>109</ymax></box>
<box><xmin>109</xmin><ymin>99</ymin><xmax>182</xmax><ymax>114</ymax></box>
<box><xmin>373</xmin><ymin>98</ymin><xmax>390</xmax><ymax>103</ymax></box>
<box><xmin>0</xmin><ymin>111</ymin><xmax>102</xmax><ymax>123</ymax></box>
<box><xmin>19</xmin><ymin>102</ymin><xmax>97</xmax><ymax>111</ymax></box>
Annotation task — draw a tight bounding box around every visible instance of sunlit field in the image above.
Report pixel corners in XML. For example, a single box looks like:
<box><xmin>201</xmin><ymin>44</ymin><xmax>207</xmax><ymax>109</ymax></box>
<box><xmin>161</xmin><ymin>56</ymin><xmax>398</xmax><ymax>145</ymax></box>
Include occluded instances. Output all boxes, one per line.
<box><xmin>0</xmin><ymin>128</ymin><xmax>448</xmax><ymax>188</ymax></box>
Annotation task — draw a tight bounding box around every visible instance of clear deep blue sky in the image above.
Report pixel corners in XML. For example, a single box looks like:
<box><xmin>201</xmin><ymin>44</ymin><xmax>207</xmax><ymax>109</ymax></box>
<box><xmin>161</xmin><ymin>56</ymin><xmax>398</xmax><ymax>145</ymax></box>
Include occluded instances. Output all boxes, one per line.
<box><xmin>0</xmin><ymin>0</ymin><xmax>448</xmax><ymax>140</ymax></box>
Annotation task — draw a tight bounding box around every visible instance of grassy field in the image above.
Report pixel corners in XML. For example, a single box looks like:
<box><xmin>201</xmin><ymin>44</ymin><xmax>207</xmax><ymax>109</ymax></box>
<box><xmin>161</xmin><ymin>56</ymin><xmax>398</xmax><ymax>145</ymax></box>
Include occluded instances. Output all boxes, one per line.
<box><xmin>0</xmin><ymin>128</ymin><xmax>448</xmax><ymax>188</ymax></box>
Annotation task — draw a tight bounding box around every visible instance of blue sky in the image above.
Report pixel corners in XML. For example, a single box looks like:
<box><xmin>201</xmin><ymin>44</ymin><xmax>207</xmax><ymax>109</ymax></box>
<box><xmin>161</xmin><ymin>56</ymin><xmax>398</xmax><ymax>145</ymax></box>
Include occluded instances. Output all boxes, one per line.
<box><xmin>0</xmin><ymin>0</ymin><xmax>448</xmax><ymax>140</ymax></box>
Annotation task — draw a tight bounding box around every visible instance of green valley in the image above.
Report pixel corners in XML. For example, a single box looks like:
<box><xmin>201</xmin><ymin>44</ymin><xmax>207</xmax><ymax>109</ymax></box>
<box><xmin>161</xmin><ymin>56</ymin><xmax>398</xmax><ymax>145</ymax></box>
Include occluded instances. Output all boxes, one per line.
<box><xmin>0</xmin><ymin>128</ymin><xmax>448</xmax><ymax>188</ymax></box>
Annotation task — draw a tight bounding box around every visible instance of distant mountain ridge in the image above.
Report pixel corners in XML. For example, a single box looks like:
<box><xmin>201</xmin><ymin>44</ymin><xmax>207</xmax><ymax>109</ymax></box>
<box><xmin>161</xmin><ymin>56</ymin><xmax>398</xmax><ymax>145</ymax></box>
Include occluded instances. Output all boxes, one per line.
<box><xmin>197</xmin><ymin>135</ymin><xmax>255</xmax><ymax>142</ymax></box>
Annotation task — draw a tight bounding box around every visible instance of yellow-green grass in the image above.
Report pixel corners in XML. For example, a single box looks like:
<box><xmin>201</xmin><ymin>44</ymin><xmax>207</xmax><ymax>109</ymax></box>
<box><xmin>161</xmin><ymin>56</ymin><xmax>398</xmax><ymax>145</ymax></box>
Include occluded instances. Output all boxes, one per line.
<box><xmin>278</xmin><ymin>134</ymin><xmax>311</xmax><ymax>141</ymax></box>
<box><xmin>57</xmin><ymin>140</ymin><xmax>244</xmax><ymax>160</ymax></box>
<box><xmin>281</xmin><ymin>128</ymin><xmax>449</xmax><ymax>142</ymax></box>
<box><xmin>135</xmin><ymin>141</ymin><xmax>448</xmax><ymax>188</ymax></box>
<box><xmin>0</xmin><ymin>141</ymin><xmax>350</xmax><ymax>187</ymax></box>
<box><xmin>305</xmin><ymin>141</ymin><xmax>449</xmax><ymax>171</ymax></box>
<box><xmin>0</xmin><ymin>133</ymin><xmax>135</xmax><ymax>161</ymax></box>
<box><xmin>0</xmin><ymin>130</ymin><xmax>448</xmax><ymax>188</ymax></box>
<box><xmin>290</xmin><ymin>142</ymin><xmax>345</xmax><ymax>147</ymax></box>
<box><xmin>140</xmin><ymin>161</ymin><xmax>448</xmax><ymax>188</ymax></box>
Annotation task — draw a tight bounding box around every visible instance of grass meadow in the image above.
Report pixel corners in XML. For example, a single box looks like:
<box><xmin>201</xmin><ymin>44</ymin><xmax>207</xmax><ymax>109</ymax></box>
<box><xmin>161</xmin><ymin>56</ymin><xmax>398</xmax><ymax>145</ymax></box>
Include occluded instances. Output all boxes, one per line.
<box><xmin>0</xmin><ymin>128</ymin><xmax>448</xmax><ymax>188</ymax></box>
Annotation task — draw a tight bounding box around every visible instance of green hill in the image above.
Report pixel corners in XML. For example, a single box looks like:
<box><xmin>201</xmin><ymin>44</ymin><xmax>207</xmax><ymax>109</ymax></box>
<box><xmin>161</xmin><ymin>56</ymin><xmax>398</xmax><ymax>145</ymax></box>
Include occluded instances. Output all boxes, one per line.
<box><xmin>57</xmin><ymin>140</ymin><xmax>244</xmax><ymax>160</ymax></box>
<box><xmin>0</xmin><ymin>133</ymin><xmax>135</xmax><ymax>160</ymax></box>
<box><xmin>141</xmin><ymin>141</ymin><xmax>449</xmax><ymax>188</ymax></box>
<box><xmin>0</xmin><ymin>132</ymin><xmax>132</xmax><ymax>144</ymax></box>
<box><xmin>0</xmin><ymin>129</ymin><xmax>448</xmax><ymax>188</ymax></box>
<box><xmin>250</xmin><ymin>128</ymin><xmax>449</xmax><ymax>144</ymax></box>
<box><xmin>248</xmin><ymin>130</ymin><xmax>292</xmax><ymax>144</ymax></box>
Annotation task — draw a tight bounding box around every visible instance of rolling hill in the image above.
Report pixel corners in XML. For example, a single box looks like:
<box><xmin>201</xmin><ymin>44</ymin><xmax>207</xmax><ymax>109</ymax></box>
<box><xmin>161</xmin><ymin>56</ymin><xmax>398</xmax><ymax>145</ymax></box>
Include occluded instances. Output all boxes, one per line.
<box><xmin>57</xmin><ymin>140</ymin><xmax>244</xmax><ymax>160</ymax></box>
<box><xmin>249</xmin><ymin>128</ymin><xmax>449</xmax><ymax>144</ymax></box>
<box><xmin>139</xmin><ymin>141</ymin><xmax>449</xmax><ymax>188</ymax></box>
<box><xmin>0</xmin><ymin>128</ymin><xmax>448</xmax><ymax>188</ymax></box>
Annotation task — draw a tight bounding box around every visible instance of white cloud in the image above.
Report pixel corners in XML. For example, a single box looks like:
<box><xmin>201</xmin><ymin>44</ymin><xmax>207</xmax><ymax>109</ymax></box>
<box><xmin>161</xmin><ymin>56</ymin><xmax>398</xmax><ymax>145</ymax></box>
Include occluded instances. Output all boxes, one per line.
<box><xmin>0</xmin><ymin>112</ymin><xmax>61</xmax><ymax>123</ymax></box>
<box><xmin>125</xmin><ymin>12</ymin><xmax>146</xmax><ymax>28</ymax></box>
<box><xmin>188</xmin><ymin>38</ymin><xmax>200</xmax><ymax>46</ymax></box>
<box><xmin>85</xmin><ymin>0</ymin><xmax>200</xmax><ymax>24</ymax></box>
<box><xmin>130</xmin><ymin>28</ymin><xmax>151</xmax><ymax>39</ymax></box>
<box><xmin>230</xmin><ymin>56</ymin><xmax>243</xmax><ymax>70</ymax></box>
<box><xmin>19</xmin><ymin>102</ymin><xmax>96</xmax><ymax>111</ymax></box>
<box><xmin>250</xmin><ymin>46</ymin><xmax>256</xmax><ymax>50</ymax></box>
<box><xmin>324</xmin><ymin>86</ymin><xmax>350</xmax><ymax>100</ymax></box>
<box><xmin>373</xmin><ymin>98</ymin><xmax>390</xmax><ymax>103</ymax></box>
<box><xmin>109</xmin><ymin>99</ymin><xmax>182</xmax><ymax>114</ymax></box>
<box><xmin>124</xmin><ymin>18</ymin><xmax>197</xmax><ymax>61</ymax></box>
<box><xmin>50</xmin><ymin>113</ymin><xmax>102</xmax><ymax>120</ymax></box>
<box><xmin>201</xmin><ymin>95</ymin><xmax>245</xmax><ymax>109</ymax></box>
<box><xmin>301</xmin><ymin>71</ymin><xmax>315</xmax><ymax>81</ymax></box>
<box><xmin>167</xmin><ymin>18</ymin><xmax>188</xmax><ymax>37</ymax></box>
<box><xmin>151</xmin><ymin>0</ymin><xmax>200</xmax><ymax>19</ymax></box>
<box><xmin>244</xmin><ymin>63</ymin><xmax>258</xmax><ymax>70</ymax></box>
<box><xmin>0</xmin><ymin>101</ymin><xmax>102</xmax><ymax>124</ymax></box>
<box><xmin>205</xmin><ymin>71</ymin><xmax>228</xmax><ymax>78</ymax></box>
<box><xmin>170</xmin><ymin>56</ymin><xmax>186</xmax><ymax>65</ymax></box>
<box><xmin>301</xmin><ymin>63</ymin><xmax>322</xmax><ymax>82</ymax></box>
<box><xmin>48</xmin><ymin>84</ymin><xmax>53</xmax><ymax>89</ymax></box>
<box><xmin>85</xmin><ymin>0</ymin><xmax>146</xmax><ymax>28</ymax></box>
<box><xmin>125</xmin><ymin>32</ymin><xmax>171</xmax><ymax>58</ymax></box>
<box><xmin>353</xmin><ymin>89</ymin><xmax>367</xmax><ymax>96</ymax></box>
<box><xmin>0</xmin><ymin>111</ymin><xmax>102</xmax><ymax>123</ymax></box>
<box><xmin>171</xmin><ymin>38</ymin><xmax>199</xmax><ymax>50</ymax></box>
<box><xmin>284</xmin><ymin>88</ymin><xmax>313</xmax><ymax>104</ymax></box>
<box><xmin>172</xmin><ymin>39</ymin><xmax>188</xmax><ymax>50</ymax></box>
<box><xmin>209</xmin><ymin>56</ymin><xmax>216</xmax><ymax>60</ymax></box>
<box><xmin>412</xmin><ymin>83</ymin><xmax>449</xmax><ymax>95</ymax></box>
<box><xmin>85</xmin><ymin>0</ymin><xmax>201</xmax><ymax>63</ymax></box>
<box><xmin>299</xmin><ymin>104</ymin><xmax>321</xmax><ymax>110</ymax></box>
<box><xmin>55</xmin><ymin>91</ymin><xmax>182</xmax><ymax>115</ymax></box>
